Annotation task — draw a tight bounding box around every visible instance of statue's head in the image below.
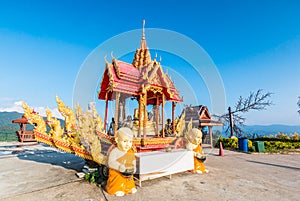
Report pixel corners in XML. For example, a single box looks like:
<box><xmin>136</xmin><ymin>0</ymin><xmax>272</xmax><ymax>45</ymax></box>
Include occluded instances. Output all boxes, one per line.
<box><xmin>186</xmin><ymin>128</ymin><xmax>203</xmax><ymax>145</ymax></box>
<box><xmin>115</xmin><ymin>127</ymin><xmax>134</xmax><ymax>152</ymax></box>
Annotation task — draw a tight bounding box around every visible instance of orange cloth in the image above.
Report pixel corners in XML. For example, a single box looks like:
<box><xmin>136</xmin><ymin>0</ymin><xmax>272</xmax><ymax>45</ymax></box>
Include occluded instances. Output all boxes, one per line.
<box><xmin>106</xmin><ymin>149</ymin><xmax>136</xmax><ymax>195</ymax></box>
<box><xmin>192</xmin><ymin>144</ymin><xmax>206</xmax><ymax>173</ymax></box>
<box><xmin>106</xmin><ymin>169</ymin><xmax>136</xmax><ymax>195</ymax></box>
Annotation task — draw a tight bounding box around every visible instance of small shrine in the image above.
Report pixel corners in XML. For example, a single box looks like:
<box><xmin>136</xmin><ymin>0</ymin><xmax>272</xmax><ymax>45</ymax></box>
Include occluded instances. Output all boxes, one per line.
<box><xmin>12</xmin><ymin>115</ymin><xmax>35</xmax><ymax>143</ymax></box>
<box><xmin>184</xmin><ymin>105</ymin><xmax>223</xmax><ymax>147</ymax></box>
<box><xmin>98</xmin><ymin>20</ymin><xmax>182</xmax><ymax>139</ymax></box>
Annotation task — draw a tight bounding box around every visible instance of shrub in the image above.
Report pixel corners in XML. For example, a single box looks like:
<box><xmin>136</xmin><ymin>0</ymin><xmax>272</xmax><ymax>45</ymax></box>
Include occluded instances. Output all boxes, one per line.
<box><xmin>216</xmin><ymin>137</ymin><xmax>253</xmax><ymax>151</ymax></box>
<box><xmin>215</xmin><ymin>137</ymin><xmax>238</xmax><ymax>150</ymax></box>
<box><xmin>264</xmin><ymin>140</ymin><xmax>300</xmax><ymax>152</ymax></box>
<box><xmin>84</xmin><ymin>171</ymin><xmax>102</xmax><ymax>184</ymax></box>
<box><xmin>276</xmin><ymin>132</ymin><xmax>290</xmax><ymax>140</ymax></box>
<box><xmin>248</xmin><ymin>139</ymin><xmax>252</xmax><ymax>148</ymax></box>
<box><xmin>216</xmin><ymin>133</ymin><xmax>300</xmax><ymax>153</ymax></box>
<box><xmin>290</xmin><ymin>132</ymin><xmax>299</xmax><ymax>141</ymax></box>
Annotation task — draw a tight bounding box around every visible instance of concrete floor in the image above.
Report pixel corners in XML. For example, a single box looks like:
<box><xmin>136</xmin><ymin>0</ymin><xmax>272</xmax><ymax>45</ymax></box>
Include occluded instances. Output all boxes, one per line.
<box><xmin>0</xmin><ymin>142</ymin><xmax>299</xmax><ymax>201</ymax></box>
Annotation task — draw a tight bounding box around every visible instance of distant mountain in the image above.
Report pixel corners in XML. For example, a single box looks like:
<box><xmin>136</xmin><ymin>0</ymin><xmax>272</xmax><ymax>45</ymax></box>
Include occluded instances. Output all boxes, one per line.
<box><xmin>242</xmin><ymin>124</ymin><xmax>300</xmax><ymax>137</ymax></box>
<box><xmin>0</xmin><ymin>111</ymin><xmax>23</xmax><ymax>124</ymax></box>
<box><xmin>0</xmin><ymin>111</ymin><xmax>64</xmax><ymax>133</ymax></box>
<box><xmin>0</xmin><ymin>111</ymin><xmax>23</xmax><ymax>132</ymax></box>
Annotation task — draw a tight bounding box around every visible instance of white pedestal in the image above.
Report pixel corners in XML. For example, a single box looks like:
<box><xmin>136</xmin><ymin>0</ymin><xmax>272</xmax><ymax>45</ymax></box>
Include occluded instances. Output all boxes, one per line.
<box><xmin>135</xmin><ymin>149</ymin><xmax>194</xmax><ymax>186</ymax></box>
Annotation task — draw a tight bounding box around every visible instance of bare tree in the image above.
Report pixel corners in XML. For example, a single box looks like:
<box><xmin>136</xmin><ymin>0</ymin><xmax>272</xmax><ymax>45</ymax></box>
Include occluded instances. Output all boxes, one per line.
<box><xmin>297</xmin><ymin>96</ymin><xmax>300</xmax><ymax>115</ymax></box>
<box><xmin>213</xmin><ymin>89</ymin><xmax>273</xmax><ymax>137</ymax></box>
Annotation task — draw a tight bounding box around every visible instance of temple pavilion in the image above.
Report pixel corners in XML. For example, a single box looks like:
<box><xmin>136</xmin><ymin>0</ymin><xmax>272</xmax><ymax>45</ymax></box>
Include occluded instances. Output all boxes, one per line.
<box><xmin>12</xmin><ymin>115</ymin><xmax>35</xmax><ymax>143</ymax></box>
<box><xmin>184</xmin><ymin>105</ymin><xmax>223</xmax><ymax>147</ymax></box>
<box><xmin>98</xmin><ymin>21</ymin><xmax>183</xmax><ymax>138</ymax></box>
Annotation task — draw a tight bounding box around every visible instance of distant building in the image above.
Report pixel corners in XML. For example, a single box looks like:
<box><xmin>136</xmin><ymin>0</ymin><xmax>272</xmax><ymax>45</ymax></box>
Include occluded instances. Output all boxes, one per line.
<box><xmin>184</xmin><ymin>105</ymin><xmax>223</xmax><ymax>147</ymax></box>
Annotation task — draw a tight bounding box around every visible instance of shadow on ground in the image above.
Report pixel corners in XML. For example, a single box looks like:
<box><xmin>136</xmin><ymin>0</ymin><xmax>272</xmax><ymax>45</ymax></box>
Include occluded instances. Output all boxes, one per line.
<box><xmin>246</xmin><ymin>160</ymin><xmax>300</xmax><ymax>171</ymax></box>
<box><xmin>16</xmin><ymin>147</ymin><xmax>85</xmax><ymax>171</ymax></box>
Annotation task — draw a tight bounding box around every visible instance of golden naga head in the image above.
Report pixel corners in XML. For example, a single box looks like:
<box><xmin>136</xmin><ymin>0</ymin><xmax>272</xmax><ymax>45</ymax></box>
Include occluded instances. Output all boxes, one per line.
<box><xmin>45</xmin><ymin>107</ymin><xmax>54</xmax><ymax>123</ymax></box>
<box><xmin>22</xmin><ymin>101</ymin><xmax>34</xmax><ymax>120</ymax></box>
<box><xmin>55</xmin><ymin>95</ymin><xmax>66</xmax><ymax>111</ymax></box>
<box><xmin>46</xmin><ymin>107</ymin><xmax>52</xmax><ymax>116</ymax></box>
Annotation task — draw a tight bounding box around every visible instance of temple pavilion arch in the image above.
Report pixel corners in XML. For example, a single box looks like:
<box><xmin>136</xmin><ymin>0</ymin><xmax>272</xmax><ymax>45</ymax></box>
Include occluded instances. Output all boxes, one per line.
<box><xmin>98</xmin><ymin>21</ymin><xmax>183</xmax><ymax>138</ymax></box>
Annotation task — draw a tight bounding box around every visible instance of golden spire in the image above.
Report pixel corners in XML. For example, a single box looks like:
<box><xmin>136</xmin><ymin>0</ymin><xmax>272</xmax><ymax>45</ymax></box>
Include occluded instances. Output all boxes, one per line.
<box><xmin>132</xmin><ymin>20</ymin><xmax>152</xmax><ymax>68</ymax></box>
<box><xmin>140</xmin><ymin>19</ymin><xmax>147</xmax><ymax>50</ymax></box>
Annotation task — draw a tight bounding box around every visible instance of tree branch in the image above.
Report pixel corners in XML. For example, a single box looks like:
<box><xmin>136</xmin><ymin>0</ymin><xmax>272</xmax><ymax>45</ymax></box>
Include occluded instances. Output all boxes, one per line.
<box><xmin>297</xmin><ymin>96</ymin><xmax>300</xmax><ymax>114</ymax></box>
<box><xmin>213</xmin><ymin>89</ymin><xmax>273</xmax><ymax>137</ymax></box>
<box><xmin>232</xmin><ymin>89</ymin><xmax>273</xmax><ymax>114</ymax></box>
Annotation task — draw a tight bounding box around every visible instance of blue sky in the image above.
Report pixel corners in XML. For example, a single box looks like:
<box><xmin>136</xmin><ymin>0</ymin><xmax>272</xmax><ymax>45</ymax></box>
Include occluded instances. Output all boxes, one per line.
<box><xmin>0</xmin><ymin>0</ymin><xmax>300</xmax><ymax>125</ymax></box>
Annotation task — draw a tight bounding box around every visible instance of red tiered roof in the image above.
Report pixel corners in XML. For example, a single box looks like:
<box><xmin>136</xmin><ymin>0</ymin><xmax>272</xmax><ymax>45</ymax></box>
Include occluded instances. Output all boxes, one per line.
<box><xmin>98</xmin><ymin>58</ymin><xmax>183</xmax><ymax>104</ymax></box>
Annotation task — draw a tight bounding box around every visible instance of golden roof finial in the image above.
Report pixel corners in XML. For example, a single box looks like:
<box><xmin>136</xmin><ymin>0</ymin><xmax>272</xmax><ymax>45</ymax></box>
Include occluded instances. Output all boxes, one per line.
<box><xmin>142</xmin><ymin>19</ymin><xmax>146</xmax><ymax>40</ymax></box>
<box><xmin>140</xmin><ymin>20</ymin><xmax>147</xmax><ymax>50</ymax></box>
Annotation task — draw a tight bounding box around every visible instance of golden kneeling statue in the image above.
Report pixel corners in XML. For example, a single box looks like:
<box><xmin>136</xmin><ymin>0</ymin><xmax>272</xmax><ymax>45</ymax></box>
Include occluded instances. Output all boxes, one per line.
<box><xmin>106</xmin><ymin>127</ymin><xmax>137</xmax><ymax>196</ymax></box>
<box><xmin>186</xmin><ymin>128</ymin><xmax>209</xmax><ymax>174</ymax></box>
